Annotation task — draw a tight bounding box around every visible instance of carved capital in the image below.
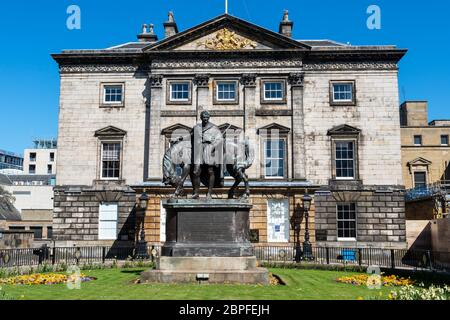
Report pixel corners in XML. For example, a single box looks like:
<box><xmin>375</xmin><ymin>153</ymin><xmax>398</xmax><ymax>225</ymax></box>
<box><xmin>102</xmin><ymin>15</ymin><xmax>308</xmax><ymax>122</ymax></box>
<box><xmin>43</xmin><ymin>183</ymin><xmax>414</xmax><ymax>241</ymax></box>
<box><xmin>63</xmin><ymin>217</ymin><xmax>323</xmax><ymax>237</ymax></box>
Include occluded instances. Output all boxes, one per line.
<box><xmin>149</xmin><ymin>74</ymin><xmax>163</xmax><ymax>88</ymax></box>
<box><xmin>288</xmin><ymin>73</ymin><xmax>304</xmax><ymax>87</ymax></box>
<box><xmin>240</xmin><ymin>73</ymin><xmax>257</xmax><ymax>87</ymax></box>
<box><xmin>193</xmin><ymin>74</ymin><xmax>210</xmax><ymax>87</ymax></box>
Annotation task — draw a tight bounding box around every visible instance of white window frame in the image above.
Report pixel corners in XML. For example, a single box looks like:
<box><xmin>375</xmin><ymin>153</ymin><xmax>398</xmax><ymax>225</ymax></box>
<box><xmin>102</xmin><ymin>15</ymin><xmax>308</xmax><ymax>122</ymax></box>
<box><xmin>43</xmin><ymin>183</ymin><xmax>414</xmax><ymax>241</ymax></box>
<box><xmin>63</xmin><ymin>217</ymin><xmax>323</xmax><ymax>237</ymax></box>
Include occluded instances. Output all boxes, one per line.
<box><xmin>334</xmin><ymin>140</ymin><xmax>356</xmax><ymax>180</ymax></box>
<box><xmin>216</xmin><ymin>81</ymin><xmax>237</xmax><ymax>102</ymax></box>
<box><xmin>169</xmin><ymin>82</ymin><xmax>190</xmax><ymax>102</ymax></box>
<box><xmin>100</xmin><ymin>141</ymin><xmax>122</xmax><ymax>181</ymax></box>
<box><xmin>98</xmin><ymin>202</ymin><xmax>118</xmax><ymax>240</ymax></box>
<box><xmin>332</xmin><ymin>82</ymin><xmax>354</xmax><ymax>103</ymax></box>
<box><xmin>102</xmin><ymin>83</ymin><xmax>124</xmax><ymax>105</ymax></box>
<box><xmin>263</xmin><ymin>138</ymin><xmax>287</xmax><ymax>179</ymax></box>
<box><xmin>336</xmin><ymin>203</ymin><xmax>357</xmax><ymax>241</ymax></box>
<box><xmin>263</xmin><ymin>81</ymin><xmax>284</xmax><ymax>101</ymax></box>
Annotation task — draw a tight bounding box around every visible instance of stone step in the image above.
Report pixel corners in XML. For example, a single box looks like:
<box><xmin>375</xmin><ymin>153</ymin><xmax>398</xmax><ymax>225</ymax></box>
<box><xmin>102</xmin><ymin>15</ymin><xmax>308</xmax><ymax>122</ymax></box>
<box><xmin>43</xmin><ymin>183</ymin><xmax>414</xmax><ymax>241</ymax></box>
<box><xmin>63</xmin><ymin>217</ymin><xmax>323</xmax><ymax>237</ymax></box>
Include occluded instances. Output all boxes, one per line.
<box><xmin>157</xmin><ymin>256</ymin><xmax>258</xmax><ymax>271</ymax></box>
<box><xmin>140</xmin><ymin>268</ymin><xmax>269</xmax><ymax>285</ymax></box>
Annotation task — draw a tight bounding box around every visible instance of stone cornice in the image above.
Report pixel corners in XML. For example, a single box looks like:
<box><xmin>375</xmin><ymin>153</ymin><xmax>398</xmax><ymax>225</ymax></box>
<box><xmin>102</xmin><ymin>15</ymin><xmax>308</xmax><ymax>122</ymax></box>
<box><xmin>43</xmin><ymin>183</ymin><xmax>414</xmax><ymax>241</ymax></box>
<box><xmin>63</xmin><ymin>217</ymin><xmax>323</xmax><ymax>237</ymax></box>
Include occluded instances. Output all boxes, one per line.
<box><xmin>57</xmin><ymin>60</ymin><xmax>399</xmax><ymax>75</ymax></box>
<box><xmin>151</xmin><ymin>58</ymin><xmax>303</xmax><ymax>69</ymax></box>
<box><xmin>59</xmin><ymin>64</ymin><xmax>138</xmax><ymax>74</ymax></box>
<box><xmin>304</xmin><ymin>61</ymin><xmax>398</xmax><ymax>71</ymax></box>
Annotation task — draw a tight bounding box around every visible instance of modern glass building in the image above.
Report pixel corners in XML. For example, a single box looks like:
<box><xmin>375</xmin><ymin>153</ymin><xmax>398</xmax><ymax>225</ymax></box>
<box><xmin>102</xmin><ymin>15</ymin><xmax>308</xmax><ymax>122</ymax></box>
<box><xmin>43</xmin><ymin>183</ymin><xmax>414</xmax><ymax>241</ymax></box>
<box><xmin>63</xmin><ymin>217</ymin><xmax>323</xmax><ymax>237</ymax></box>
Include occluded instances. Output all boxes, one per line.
<box><xmin>0</xmin><ymin>149</ymin><xmax>23</xmax><ymax>171</ymax></box>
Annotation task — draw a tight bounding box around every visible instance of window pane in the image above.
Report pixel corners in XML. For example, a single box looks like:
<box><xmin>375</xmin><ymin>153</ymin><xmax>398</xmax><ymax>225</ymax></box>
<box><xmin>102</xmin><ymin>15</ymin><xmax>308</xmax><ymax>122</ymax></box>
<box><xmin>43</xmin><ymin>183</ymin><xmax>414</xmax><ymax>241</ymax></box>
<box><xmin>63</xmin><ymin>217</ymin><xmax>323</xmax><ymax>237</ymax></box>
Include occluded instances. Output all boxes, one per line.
<box><xmin>30</xmin><ymin>227</ymin><xmax>43</xmax><ymax>239</ymax></box>
<box><xmin>265</xmin><ymin>139</ymin><xmax>286</xmax><ymax>178</ymax></box>
<box><xmin>414</xmin><ymin>135</ymin><xmax>422</xmax><ymax>145</ymax></box>
<box><xmin>217</xmin><ymin>82</ymin><xmax>236</xmax><ymax>101</ymax></box>
<box><xmin>414</xmin><ymin>172</ymin><xmax>427</xmax><ymax>189</ymax></box>
<box><xmin>335</xmin><ymin>141</ymin><xmax>355</xmax><ymax>178</ymax></box>
<box><xmin>441</xmin><ymin>135</ymin><xmax>449</xmax><ymax>145</ymax></box>
<box><xmin>264</xmin><ymin>82</ymin><xmax>283</xmax><ymax>100</ymax></box>
<box><xmin>337</xmin><ymin>203</ymin><xmax>356</xmax><ymax>239</ymax></box>
<box><xmin>104</xmin><ymin>85</ymin><xmax>123</xmax><ymax>103</ymax></box>
<box><xmin>171</xmin><ymin>83</ymin><xmax>189</xmax><ymax>101</ymax></box>
<box><xmin>333</xmin><ymin>83</ymin><xmax>353</xmax><ymax>102</ymax></box>
<box><xmin>102</xmin><ymin>143</ymin><xmax>121</xmax><ymax>179</ymax></box>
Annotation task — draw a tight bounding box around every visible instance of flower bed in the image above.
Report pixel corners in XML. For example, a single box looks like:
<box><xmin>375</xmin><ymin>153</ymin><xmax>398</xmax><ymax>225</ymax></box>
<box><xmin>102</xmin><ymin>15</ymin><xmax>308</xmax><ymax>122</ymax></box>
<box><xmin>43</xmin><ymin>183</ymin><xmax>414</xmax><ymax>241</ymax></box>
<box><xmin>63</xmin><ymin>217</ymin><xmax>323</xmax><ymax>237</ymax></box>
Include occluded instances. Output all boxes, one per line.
<box><xmin>389</xmin><ymin>284</ymin><xmax>450</xmax><ymax>300</ymax></box>
<box><xmin>336</xmin><ymin>274</ymin><xmax>414</xmax><ymax>287</ymax></box>
<box><xmin>0</xmin><ymin>273</ymin><xmax>96</xmax><ymax>286</ymax></box>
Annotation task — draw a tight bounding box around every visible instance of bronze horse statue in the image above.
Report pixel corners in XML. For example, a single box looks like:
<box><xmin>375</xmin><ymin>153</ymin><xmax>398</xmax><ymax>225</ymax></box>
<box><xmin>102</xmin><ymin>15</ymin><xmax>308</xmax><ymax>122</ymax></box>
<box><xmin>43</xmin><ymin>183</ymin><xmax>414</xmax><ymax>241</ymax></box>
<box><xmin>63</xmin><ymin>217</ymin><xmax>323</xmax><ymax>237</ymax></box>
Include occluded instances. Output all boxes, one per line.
<box><xmin>163</xmin><ymin>137</ymin><xmax>254</xmax><ymax>199</ymax></box>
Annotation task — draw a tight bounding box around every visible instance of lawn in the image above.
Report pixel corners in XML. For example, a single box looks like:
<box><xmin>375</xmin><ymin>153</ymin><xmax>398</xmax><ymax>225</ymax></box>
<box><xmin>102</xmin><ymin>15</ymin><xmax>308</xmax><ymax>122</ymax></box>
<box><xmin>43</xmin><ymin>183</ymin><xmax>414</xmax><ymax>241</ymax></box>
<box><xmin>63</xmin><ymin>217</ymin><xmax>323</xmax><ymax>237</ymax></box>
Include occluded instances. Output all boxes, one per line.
<box><xmin>0</xmin><ymin>268</ymin><xmax>397</xmax><ymax>300</ymax></box>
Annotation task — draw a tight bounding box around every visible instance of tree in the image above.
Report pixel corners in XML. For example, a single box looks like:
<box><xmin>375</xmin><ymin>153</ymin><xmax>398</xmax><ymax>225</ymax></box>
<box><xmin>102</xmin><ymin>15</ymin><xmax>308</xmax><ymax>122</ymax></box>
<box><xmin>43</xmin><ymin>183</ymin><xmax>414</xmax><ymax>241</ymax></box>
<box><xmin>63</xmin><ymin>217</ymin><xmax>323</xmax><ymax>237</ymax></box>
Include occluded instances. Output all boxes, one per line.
<box><xmin>0</xmin><ymin>185</ymin><xmax>15</xmax><ymax>205</ymax></box>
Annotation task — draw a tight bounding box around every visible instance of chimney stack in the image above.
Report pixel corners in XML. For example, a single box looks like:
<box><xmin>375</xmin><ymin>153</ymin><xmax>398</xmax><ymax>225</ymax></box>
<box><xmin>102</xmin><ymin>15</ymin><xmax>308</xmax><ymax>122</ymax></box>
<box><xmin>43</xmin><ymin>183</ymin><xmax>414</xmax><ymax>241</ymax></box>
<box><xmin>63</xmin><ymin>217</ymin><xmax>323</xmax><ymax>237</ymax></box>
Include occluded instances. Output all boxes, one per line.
<box><xmin>164</xmin><ymin>11</ymin><xmax>178</xmax><ymax>38</ymax></box>
<box><xmin>279</xmin><ymin>10</ymin><xmax>294</xmax><ymax>38</ymax></box>
<box><xmin>137</xmin><ymin>23</ymin><xmax>158</xmax><ymax>43</ymax></box>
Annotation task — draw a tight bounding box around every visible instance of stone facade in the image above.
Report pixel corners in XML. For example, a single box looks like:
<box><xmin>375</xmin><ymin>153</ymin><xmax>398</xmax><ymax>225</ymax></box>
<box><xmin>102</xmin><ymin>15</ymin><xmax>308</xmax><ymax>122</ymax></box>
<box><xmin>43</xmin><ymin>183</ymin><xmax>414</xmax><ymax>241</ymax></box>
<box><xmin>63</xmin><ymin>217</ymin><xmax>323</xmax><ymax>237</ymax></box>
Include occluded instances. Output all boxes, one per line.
<box><xmin>401</xmin><ymin>101</ymin><xmax>450</xmax><ymax>189</ymax></box>
<box><xmin>51</xmin><ymin>12</ymin><xmax>408</xmax><ymax>249</ymax></box>
<box><xmin>53</xmin><ymin>183</ymin><xmax>136</xmax><ymax>246</ymax></box>
<box><xmin>315</xmin><ymin>187</ymin><xmax>406</xmax><ymax>249</ymax></box>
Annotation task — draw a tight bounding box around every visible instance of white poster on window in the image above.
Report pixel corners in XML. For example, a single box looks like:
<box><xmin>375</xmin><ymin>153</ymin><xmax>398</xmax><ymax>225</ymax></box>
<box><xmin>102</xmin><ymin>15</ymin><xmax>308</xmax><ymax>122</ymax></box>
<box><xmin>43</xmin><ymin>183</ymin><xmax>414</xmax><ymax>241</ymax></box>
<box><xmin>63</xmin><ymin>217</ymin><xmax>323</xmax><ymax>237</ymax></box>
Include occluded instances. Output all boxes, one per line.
<box><xmin>160</xmin><ymin>201</ymin><xmax>166</xmax><ymax>242</ymax></box>
<box><xmin>267</xmin><ymin>199</ymin><xmax>290</xmax><ymax>243</ymax></box>
<box><xmin>98</xmin><ymin>203</ymin><xmax>118</xmax><ymax>240</ymax></box>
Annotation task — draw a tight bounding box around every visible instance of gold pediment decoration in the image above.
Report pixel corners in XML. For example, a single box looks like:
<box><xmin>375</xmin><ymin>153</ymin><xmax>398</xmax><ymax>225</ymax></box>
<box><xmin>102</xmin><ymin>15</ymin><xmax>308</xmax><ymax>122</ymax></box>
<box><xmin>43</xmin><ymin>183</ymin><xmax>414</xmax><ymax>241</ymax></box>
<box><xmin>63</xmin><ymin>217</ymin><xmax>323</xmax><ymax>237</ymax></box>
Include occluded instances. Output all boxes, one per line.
<box><xmin>197</xmin><ymin>28</ymin><xmax>257</xmax><ymax>50</ymax></box>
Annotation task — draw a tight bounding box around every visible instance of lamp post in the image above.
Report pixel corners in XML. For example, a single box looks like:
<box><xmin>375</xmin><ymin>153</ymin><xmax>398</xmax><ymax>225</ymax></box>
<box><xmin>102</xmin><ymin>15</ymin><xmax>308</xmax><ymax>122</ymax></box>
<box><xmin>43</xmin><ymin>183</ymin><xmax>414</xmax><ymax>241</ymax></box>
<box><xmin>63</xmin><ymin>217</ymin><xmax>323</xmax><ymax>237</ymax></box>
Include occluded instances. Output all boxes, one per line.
<box><xmin>301</xmin><ymin>193</ymin><xmax>314</xmax><ymax>261</ymax></box>
<box><xmin>290</xmin><ymin>204</ymin><xmax>303</xmax><ymax>262</ymax></box>
<box><xmin>135</xmin><ymin>192</ymin><xmax>149</xmax><ymax>259</ymax></box>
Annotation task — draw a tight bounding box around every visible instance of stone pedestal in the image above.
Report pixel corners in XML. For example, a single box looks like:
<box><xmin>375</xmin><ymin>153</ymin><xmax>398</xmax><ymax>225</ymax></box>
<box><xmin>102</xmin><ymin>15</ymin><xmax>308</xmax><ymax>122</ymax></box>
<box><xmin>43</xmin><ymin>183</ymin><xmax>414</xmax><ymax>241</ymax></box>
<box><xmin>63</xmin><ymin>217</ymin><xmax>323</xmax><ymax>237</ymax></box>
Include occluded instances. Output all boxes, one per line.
<box><xmin>140</xmin><ymin>199</ymin><xmax>269</xmax><ymax>285</ymax></box>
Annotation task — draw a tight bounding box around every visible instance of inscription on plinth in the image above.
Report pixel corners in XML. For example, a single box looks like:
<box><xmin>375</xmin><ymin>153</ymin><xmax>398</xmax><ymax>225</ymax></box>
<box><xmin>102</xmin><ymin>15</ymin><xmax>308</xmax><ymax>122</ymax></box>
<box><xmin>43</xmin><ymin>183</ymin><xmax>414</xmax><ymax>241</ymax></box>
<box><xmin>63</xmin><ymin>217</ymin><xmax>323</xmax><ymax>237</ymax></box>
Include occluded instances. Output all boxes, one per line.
<box><xmin>162</xmin><ymin>199</ymin><xmax>253</xmax><ymax>257</ymax></box>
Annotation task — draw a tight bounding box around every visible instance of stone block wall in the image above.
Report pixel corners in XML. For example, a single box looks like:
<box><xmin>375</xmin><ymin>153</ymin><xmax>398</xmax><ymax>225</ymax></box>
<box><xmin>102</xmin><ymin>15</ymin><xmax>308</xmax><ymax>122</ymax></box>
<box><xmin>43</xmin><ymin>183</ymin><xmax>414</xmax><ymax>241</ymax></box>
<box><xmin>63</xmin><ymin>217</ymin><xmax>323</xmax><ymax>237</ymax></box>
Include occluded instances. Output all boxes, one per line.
<box><xmin>314</xmin><ymin>187</ymin><xmax>407</xmax><ymax>249</ymax></box>
<box><xmin>140</xmin><ymin>188</ymin><xmax>315</xmax><ymax>246</ymax></box>
<box><xmin>53</xmin><ymin>184</ymin><xmax>137</xmax><ymax>246</ymax></box>
<box><xmin>303</xmin><ymin>70</ymin><xmax>403</xmax><ymax>187</ymax></box>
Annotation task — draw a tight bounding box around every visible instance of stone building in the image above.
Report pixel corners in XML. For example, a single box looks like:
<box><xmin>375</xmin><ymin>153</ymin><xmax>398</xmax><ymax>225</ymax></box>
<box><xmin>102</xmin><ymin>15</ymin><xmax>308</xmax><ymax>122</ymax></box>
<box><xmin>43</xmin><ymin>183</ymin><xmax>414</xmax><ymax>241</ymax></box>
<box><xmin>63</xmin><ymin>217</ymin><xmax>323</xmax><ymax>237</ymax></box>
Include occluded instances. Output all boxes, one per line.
<box><xmin>51</xmin><ymin>12</ymin><xmax>407</xmax><ymax>249</ymax></box>
<box><xmin>22</xmin><ymin>139</ymin><xmax>57</xmax><ymax>175</ymax></box>
<box><xmin>401</xmin><ymin>101</ymin><xmax>450</xmax><ymax>190</ymax></box>
<box><xmin>400</xmin><ymin>101</ymin><xmax>450</xmax><ymax>220</ymax></box>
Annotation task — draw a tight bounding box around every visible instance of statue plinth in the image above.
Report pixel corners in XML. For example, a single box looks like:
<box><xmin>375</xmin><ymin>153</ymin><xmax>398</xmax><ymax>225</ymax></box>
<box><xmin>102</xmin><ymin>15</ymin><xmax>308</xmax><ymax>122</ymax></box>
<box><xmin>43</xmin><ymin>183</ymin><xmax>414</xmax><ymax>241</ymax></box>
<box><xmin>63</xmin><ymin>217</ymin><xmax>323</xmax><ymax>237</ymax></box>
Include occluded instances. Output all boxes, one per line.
<box><xmin>140</xmin><ymin>199</ymin><xmax>269</xmax><ymax>285</ymax></box>
<box><xmin>161</xmin><ymin>199</ymin><xmax>253</xmax><ymax>257</ymax></box>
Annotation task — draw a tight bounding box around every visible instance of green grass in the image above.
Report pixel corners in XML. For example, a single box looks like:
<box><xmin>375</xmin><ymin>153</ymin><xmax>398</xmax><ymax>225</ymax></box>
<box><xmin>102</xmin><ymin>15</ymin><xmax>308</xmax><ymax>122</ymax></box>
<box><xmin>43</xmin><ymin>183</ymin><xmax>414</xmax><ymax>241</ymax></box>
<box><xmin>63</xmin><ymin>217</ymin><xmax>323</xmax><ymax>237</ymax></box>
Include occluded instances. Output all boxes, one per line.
<box><xmin>0</xmin><ymin>268</ymin><xmax>398</xmax><ymax>300</ymax></box>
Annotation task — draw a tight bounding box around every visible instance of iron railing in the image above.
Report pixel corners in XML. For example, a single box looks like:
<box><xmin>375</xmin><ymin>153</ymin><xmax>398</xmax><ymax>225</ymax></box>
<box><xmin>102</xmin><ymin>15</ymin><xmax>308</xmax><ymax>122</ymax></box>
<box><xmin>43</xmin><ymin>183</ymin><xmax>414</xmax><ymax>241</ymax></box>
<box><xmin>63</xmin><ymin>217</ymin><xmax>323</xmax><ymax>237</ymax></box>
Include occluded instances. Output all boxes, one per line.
<box><xmin>405</xmin><ymin>180</ymin><xmax>450</xmax><ymax>202</ymax></box>
<box><xmin>0</xmin><ymin>245</ymin><xmax>448</xmax><ymax>273</ymax></box>
<box><xmin>252</xmin><ymin>246</ymin><xmax>449</xmax><ymax>271</ymax></box>
<box><xmin>0</xmin><ymin>245</ymin><xmax>161</xmax><ymax>268</ymax></box>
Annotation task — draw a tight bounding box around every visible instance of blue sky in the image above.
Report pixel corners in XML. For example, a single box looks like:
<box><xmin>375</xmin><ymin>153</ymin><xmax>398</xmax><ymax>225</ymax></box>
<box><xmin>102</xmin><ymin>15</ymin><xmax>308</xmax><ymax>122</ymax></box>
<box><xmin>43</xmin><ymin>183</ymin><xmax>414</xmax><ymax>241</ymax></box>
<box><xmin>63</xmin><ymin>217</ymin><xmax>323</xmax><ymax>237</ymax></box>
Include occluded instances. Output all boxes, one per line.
<box><xmin>1</xmin><ymin>0</ymin><xmax>449</xmax><ymax>154</ymax></box>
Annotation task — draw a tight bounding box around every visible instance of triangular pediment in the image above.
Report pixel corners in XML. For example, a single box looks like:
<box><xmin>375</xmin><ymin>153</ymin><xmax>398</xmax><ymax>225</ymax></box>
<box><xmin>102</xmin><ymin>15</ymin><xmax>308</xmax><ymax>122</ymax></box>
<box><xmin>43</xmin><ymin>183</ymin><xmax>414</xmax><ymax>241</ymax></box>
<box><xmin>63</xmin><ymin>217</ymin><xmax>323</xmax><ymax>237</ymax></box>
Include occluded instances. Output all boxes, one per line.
<box><xmin>257</xmin><ymin>123</ymin><xmax>291</xmax><ymax>135</ymax></box>
<box><xmin>94</xmin><ymin>126</ymin><xmax>127</xmax><ymax>137</ymax></box>
<box><xmin>161</xmin><ymin>123</ymin><xmax>191</xmax><ymax>135</ymax></box>
<box><xmin>327</xmin><ymin>124</ymin><xmax>361</xmax><ymax>136</ymax></box>
<box><xmin>145</xmin><ymin>14</ymin><xmax>310</xmax><ymax>52</ymax></box>
<box><xmin>219</xmin><ymin>123</ymin><xmax>242</xmax><ymax>133</ymax></box>
<box><xmin>408</xmin><ymin>157</ymin><xmax>432</xmax><ymax>166</ymax></box>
